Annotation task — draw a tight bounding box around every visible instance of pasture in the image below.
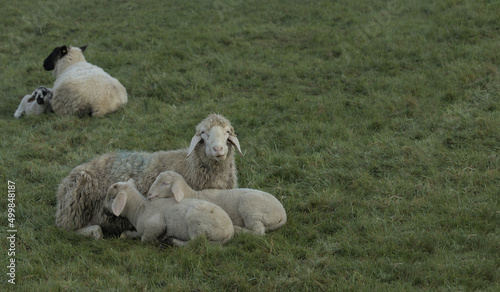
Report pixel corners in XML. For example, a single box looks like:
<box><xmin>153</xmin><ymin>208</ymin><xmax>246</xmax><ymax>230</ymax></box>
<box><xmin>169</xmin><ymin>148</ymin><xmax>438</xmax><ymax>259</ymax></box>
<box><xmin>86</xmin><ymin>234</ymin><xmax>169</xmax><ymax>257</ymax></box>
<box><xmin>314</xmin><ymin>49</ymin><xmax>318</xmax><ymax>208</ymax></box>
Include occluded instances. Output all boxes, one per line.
<box><xmin>0</xmin><ymin>0</ymin><xmax>498</xmax><ymax>290</ymax></box>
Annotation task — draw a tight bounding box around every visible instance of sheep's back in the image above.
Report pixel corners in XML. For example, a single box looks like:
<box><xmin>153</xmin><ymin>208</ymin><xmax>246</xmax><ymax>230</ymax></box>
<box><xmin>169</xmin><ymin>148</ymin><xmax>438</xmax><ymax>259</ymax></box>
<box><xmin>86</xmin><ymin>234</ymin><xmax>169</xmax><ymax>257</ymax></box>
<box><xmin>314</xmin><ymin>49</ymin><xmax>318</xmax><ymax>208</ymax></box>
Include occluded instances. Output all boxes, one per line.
<box><xmin>52</xmin><ymin>62</ymin><xmax>127</xmax><ymax>116</ymax></box>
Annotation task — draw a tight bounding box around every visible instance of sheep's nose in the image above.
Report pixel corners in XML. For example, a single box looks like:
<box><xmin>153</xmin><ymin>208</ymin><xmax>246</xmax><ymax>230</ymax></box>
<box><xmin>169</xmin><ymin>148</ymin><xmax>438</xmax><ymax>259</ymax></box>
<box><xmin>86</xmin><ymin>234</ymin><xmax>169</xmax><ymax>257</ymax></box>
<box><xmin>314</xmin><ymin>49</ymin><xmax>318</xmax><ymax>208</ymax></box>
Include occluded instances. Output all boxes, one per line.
<box><xmin>213</xmin><ymin>146</ymin><xmax>223</xmax><ymax>153</ymax></box>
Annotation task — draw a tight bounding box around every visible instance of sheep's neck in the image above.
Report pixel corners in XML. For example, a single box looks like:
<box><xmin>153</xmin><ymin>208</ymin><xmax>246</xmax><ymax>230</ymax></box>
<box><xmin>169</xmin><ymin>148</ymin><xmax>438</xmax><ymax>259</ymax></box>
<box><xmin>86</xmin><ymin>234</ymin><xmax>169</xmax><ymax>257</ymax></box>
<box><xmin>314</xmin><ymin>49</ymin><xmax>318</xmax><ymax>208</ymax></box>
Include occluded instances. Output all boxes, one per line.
<box><xmin>188</xmin><ymin>145</ymin><xmax>236</xmax><ymax>190</ymax></box>
<box><xmin>122</xmin><ymin>195</ymin><xmax>147</xmax><ymax>228</ymax></box>
<box><xmin>181</xmin><ymin>183</ymin><xmax>198</xmax><ymax>198</ymax></box>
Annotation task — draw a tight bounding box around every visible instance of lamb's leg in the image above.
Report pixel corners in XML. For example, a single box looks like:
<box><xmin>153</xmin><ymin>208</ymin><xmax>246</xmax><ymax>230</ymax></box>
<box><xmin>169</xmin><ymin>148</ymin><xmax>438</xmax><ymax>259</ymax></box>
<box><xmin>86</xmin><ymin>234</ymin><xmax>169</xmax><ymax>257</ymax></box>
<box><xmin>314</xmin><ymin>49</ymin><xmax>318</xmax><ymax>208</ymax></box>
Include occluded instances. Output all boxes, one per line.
<box><xmin>76</xmin><ymin>225</ymin><xmax>103</xmax><ymax>239</ymax></box>
<box><xmin>242</xmin><ymin>220</ymin><xmax>266</xmax><ymax>236</ymax></box>
<box><xmin>234</xmin><ymin>226</ymin><xmax>252</xmax><ymax>234</ymax></box>
<box><xmin>169</xmin><ymin>238</ymin><xmax>188</xmax><ymax>246</ymax></box>
<box><xmin>121</xmin><ymin>231</ymin><xmax>141</xmax><ymax>240</ymax></box>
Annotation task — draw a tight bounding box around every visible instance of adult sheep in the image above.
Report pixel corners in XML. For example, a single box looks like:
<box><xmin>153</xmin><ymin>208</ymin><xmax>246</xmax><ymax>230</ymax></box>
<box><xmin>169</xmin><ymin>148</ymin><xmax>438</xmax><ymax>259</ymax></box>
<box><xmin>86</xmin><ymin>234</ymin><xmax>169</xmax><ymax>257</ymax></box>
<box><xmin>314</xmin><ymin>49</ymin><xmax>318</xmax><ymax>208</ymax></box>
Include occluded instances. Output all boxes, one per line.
<box><xmin>43</xmin><ymin>45</ymin><xmax>127</xmax><ymax>117</ymax></box>
<box><xmin>55</xmin><ymin>114</ymin><xmax>243</xmax><ymax>239</ymax></box>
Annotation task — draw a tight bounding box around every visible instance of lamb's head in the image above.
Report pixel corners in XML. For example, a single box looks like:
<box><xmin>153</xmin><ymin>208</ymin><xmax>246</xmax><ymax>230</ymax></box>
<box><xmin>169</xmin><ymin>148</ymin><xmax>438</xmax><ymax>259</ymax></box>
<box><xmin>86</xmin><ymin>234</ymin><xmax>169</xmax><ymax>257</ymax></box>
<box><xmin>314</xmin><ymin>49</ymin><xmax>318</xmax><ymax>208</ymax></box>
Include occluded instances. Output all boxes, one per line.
<box><xmin>104</xmin><ymin>179</ymin><xmax>136</xmax><ymax>216</ymax></box>
<box><xmin>43</xmin><ymin>45</ymin><xmax>88</xmax><ymax>71</ymax></box>
<box><xmin>187</xmin><ymin>114</ymin><xmax>243</xmax><ymax>161</ymax></box>
<box><xmin>34</xmin><ymin>86</ymin><xmax>53</xmax><ymax>105</ymax></box>
<box><xmin>148</xmin><ymin>171</ymin><xmax>186</xmax><ymax>202</ymax></box>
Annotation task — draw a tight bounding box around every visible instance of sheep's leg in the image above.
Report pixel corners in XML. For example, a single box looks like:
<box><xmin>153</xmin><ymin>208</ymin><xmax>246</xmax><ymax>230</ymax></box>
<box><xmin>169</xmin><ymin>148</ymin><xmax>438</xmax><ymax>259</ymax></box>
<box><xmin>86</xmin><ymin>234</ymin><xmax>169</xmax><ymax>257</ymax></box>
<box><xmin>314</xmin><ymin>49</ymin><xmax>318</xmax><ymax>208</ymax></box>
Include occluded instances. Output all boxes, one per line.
<box><xmin>234</xmin><ymin>226</ymin><xmax>252</xmax><ymax>234</ymax></box>
<box><xmin>76</xmin><ymin>225</ymin><xmax>103</xmax><ymax>239</ymax></box>
<box><xmin>169</xmin><ymin>238</ymin><xmax>188</xmax><ymax>246</ymax></box>
<box><xmin>121</xmin><ymin>231</ymin><xmax>141</xmax><ymax>240</ymax></box>
<box><xmin>243</xmin><ymin>220</ymin><xmax>266</xmax><ymax>236</ymax></box>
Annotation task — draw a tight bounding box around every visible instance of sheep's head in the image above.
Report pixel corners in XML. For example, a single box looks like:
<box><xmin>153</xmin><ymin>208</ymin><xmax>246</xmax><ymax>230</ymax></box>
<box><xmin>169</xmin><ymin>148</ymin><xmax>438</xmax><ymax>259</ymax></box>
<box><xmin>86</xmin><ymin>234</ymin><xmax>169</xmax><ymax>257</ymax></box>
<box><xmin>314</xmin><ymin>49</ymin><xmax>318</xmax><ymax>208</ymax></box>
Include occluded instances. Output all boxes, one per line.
<box><xmin>187</xmin><ymin>114</ymin><xmax>243</xmax><ymax>161</ymax></box>
<box><xmin>148</xmin><ymin>171</ymin><xmax>185</xmax><ymax>202</ymax></box>
<box><xmin>104</xmin><ymin>179</ymin><xmax>136</xmax><ymax>216</ymax></box>
<box><xmin>43</xmin><ymin>45</ymin><xmax>87</xmax><ymax>71</ymax></box>
<box><xmin>34</xmin><ymin>86</ymin><xmax>53</xmax><ymax>105</ymax></box>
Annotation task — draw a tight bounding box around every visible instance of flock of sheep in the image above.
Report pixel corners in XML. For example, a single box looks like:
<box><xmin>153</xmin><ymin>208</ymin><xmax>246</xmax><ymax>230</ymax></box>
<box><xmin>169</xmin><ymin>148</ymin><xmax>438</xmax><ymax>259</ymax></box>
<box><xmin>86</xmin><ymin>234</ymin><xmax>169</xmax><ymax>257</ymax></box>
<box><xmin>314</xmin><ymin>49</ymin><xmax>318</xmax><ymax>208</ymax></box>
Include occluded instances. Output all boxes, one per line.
<box><xmin>18</xmin><ymin>45</ymin><xmax>286</xmax><ymax>246</ymax></box>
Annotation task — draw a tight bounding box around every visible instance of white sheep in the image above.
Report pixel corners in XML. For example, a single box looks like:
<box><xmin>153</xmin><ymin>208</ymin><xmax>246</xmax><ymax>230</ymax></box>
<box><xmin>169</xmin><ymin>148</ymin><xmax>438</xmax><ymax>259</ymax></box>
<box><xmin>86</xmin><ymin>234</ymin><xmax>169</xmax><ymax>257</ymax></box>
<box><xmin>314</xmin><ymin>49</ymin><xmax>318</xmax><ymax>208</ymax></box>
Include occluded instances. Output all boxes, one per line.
<box><xmin>104</xmin><ymin>179</ymin><xmax>234</xmax><ymax>246</ymax></box>
<box><xmin>56</xmin><ymin>114</ymin><xmax>243</xmax><ymax>239</ymax></box>
<box><xmin>14</xmin><ymin>86</ymin><xmax>53</xmax><ymax>118</ymax></box>
<box><xmin>43</xmin><ymin>45</ymin><xmax>127</xmax><ymax>117</ymax></box>
<box><xmin>148</xmin><ymin>171</ymin><xmax>287</xmax><ymax>235</ymax></box>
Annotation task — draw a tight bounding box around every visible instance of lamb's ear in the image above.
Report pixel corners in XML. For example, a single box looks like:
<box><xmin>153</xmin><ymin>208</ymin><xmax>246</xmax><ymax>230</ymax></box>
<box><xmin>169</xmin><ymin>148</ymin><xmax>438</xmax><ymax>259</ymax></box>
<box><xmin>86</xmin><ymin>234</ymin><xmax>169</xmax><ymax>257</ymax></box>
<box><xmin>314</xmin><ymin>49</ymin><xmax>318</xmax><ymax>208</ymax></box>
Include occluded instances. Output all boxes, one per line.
<box><xmin>186</xmin><ymin>134</ymin><xmax>202</xmax><ymax>157</ymax></box>
<box><xmin>79</xmin><ymin>45</ymin><xmax>88</xmax><ymax>52</ymax></box>
<box><xmin>112</xmin><ymin>192</ymin><xmax>127</xmax><ymax>216</ymax></box>
<box><xmin>127</xmin><ymin>178</ymin><xmax>136</xmax><ymax>188</ymax></box>
<box><xmin>228</xmin><ymin>134</ymin><xmax>243</xmax><ymax>157</ymax></box>
<box><xmin>172</xmin><ymin>181</ymin><xmax>184</xmax><ymax>203</ymax></box>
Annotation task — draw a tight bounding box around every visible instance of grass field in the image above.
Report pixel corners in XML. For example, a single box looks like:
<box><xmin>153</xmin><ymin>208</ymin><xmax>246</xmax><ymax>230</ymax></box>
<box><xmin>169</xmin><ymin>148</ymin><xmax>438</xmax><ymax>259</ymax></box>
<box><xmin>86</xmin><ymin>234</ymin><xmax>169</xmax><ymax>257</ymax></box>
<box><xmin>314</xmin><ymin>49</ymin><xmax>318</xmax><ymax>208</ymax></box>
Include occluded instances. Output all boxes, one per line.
<box><xmin>1</xmin><ymin>0</ymin><xmax>499</xmax><ymax>290</ymax></box>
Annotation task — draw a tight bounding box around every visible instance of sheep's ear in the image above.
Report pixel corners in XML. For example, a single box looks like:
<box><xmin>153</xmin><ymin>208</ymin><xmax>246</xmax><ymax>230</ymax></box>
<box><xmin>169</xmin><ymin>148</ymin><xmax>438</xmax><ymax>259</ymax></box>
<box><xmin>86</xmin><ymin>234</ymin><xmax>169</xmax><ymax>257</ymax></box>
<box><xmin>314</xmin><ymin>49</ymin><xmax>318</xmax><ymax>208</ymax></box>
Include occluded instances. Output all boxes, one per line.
<box><xmin>172</xmin><ymin>181</ymin><xmax>184</xmax><ymax>203</ymax></box>
<box><xmin>127</xmin><ymin>178</ymin><xmax>136</xmax><ymax>188</ymax></box>
<box><xmin>27</xmin><ymin>96</ymin><xmax>36</xmax><ymax>103</ymax></box>
<box><xmin>112</xmin><ymin>192</ymin><xmax>127</xmax><ymax>216</ymax></box>
<box><xmin>186</xmin><ymin>134</ymin><xmax>202</xmax><ymax>157</ymax></box>
<box><xmin>228</xmin><ymin>134</ymin><xmax>243</xmax><ymax>157</ymax></box>
<box><xmin>79</xmin><ymin>45</ymin><xmax>88</xmax><ymax>52</ymax></box>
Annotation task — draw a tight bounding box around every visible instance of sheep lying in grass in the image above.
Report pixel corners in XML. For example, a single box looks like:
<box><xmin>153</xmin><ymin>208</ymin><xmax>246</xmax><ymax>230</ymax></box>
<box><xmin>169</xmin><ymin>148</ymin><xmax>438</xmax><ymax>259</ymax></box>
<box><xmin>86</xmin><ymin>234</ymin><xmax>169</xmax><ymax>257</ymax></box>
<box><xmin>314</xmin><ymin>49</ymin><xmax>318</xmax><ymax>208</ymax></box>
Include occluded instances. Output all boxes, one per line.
<box><xmin>148</xmin><ymin>171</ymin><xmax>287</xmax><ymax>235</ymax></box>
<box><xmin>43</xmin><ymin>45</ymin><xmax>127</xmax><ymax>117</ymax></box>
<box><xmin>14</xmin><ymin>86</ymin><xmax>53</xmax><ymax>118</ymax></box>
<box><xmin>104</xmin><ymin>179</ymin><xmax>234</xmax><ymax>246</ymax></box>
<box><xmin>56</xmin><ymin>114</ymin><xmax>243</xmax><ymax>239</ymax></box>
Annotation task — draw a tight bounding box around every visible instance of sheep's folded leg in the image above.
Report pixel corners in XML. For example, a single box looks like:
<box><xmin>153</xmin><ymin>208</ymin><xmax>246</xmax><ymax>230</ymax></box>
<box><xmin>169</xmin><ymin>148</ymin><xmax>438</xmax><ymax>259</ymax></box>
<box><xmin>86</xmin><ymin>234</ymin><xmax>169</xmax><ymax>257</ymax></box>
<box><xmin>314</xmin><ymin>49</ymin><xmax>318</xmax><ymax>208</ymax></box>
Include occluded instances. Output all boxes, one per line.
<box><xmin>120</xmin><ymin>231</ymin><xmax>141</xmax><ymax>240</ymax></box>
<box><xmin>169</xmin><ymin>238</ymin><xmax>188</xmax><ymax>246</ymax></box>
<box><xmin>76</xmin><ymin>225</ymin><xmax>103</xmax><ymax>239</ymax></box>
<box><xmin>240</xmin><ymin>221</ymin><xmax>266</xmax><ymax>236</ymax></box>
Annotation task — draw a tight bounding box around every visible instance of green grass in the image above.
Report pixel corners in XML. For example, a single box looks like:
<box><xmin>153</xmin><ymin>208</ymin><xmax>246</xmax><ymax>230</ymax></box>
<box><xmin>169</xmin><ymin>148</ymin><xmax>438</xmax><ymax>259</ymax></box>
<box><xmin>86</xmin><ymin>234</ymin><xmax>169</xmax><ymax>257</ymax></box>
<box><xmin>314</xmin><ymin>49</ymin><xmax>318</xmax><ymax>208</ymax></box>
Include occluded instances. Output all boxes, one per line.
<box><xmin>1</xmin><ymin>0</ymin><xmax>499</xmax><ymax>290</ymax></box>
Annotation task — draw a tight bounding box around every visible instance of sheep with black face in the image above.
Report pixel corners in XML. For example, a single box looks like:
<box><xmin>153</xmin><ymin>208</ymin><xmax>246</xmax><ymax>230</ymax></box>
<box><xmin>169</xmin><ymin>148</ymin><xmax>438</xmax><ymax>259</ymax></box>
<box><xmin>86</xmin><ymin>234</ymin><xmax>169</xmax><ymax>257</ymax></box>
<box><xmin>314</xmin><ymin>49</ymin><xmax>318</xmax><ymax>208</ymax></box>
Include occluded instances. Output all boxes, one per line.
<box><xmin>43</xmin><ymin>45</ymin><xmax>127</xmax><ymax>117</ymax></box>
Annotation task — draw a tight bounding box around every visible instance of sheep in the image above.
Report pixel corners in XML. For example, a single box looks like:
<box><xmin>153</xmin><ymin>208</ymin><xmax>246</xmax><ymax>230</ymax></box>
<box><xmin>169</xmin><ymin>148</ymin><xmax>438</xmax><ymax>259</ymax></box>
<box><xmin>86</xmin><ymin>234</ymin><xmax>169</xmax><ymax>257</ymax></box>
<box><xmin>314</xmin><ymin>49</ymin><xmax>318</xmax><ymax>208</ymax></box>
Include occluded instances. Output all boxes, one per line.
<box><xmin>14</xmin><ymin>86</ymin><xmax>53</xmax><ymax>118</ymax></box>
<box><xmin>43</xmin><ymin>45</ymin><xmax>127</xmax><ymax>117</ymax></box>
<box><xmin>55</xmin><ymin>114</ymin><xmax>243</xmax><ymax>239</ymax></box>
<box><xmin>104</xmin><ymin>179</ymin><xmax>234</xmax><ymax>246</ymax></box>
<box><xmin>148</xmin><ymin>171</ymin><xmax>287</xmax><ymax>235</ymax></box>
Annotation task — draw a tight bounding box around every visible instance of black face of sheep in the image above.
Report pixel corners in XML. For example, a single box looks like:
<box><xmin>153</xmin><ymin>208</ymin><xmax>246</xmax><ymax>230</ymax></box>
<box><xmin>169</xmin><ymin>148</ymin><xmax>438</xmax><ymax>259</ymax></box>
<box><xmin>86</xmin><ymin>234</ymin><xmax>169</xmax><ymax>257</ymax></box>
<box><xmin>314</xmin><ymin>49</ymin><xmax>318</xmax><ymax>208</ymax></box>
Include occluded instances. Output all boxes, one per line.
<box><xmin>43</xmin><ymin>45</ymin><xmax>89</xmax><ymax>71</ymax></box>
<box><xmin>43</xmin><ymin>46</ymin><xmax>68</xmax><ymax>71</ymax></box>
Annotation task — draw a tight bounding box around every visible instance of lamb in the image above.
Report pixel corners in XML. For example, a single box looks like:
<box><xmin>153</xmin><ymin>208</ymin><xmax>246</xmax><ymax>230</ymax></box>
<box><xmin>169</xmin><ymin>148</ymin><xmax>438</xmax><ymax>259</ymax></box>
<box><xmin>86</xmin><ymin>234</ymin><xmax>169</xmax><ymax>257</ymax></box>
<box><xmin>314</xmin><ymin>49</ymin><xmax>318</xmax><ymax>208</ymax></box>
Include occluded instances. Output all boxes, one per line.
<box><xmin>43</xmin><ymin>45</ymin><xmax>127</xmax><ymax>117</ymax></box>
<box><xmin>148</xmin><ymin>171</ymin><xmax>287</xmax><ymax>235</ymax></box>
<box><xmin>104</xmin><ymin>179</ymin><xmax>234</xmax><ymax>246</ymax></box>
<box><xmin>55</xmin><ymin>114</ymin><xmax>243</xmax><ymax>239</ymax></box>
<box><xmin>14</xmin><ymin>86</ymin><xmax>53</xmax><ymax>118</ymax></box>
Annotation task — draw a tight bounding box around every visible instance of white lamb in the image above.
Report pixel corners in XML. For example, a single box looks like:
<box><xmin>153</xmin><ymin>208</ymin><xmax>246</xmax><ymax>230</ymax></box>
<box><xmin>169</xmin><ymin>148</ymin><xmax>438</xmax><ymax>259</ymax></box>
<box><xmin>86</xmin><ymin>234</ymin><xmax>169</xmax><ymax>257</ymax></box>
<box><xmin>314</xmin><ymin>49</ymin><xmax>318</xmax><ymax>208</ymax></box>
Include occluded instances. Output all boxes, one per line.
<box><xmin>14</xmin><ymin>86</ymin><xmax>53</xmax><ymax>118</ymax></box>
<box><xmin>148</xmin><ymin>171</ymin><xmax>287</xmax><ymax>235</ymax></box>
<box><xmin>104</xmin><ymin>179</ymin><xmax>234</xmax><ymax>246</ymax></box>
<box><xmin>43</xmin><ymin>45</ymin><xmax>127</xmax><ymax>117</ymax></box>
